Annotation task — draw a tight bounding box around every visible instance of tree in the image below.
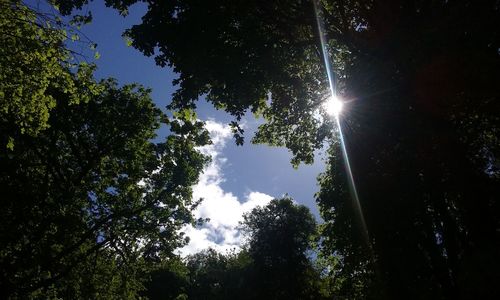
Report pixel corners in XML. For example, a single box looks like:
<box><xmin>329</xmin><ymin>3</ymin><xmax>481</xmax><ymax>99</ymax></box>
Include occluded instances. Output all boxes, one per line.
<box><xmin>143</xmin><ymin>256</ymin><xmax>190</xmax><ymax>300</ymax></box>
<box><xmin>0</xmin><ymin>73</ymin><xmax>210</xmax><ymax>298</ymax></box>
<box><xmin>184</xmin><ymin>249</ymin><xmax>251</xmax><ymax>300</ymax></box>
<box><xmin>316</xmin><ymin>143</ymin><xmax>379</xmax><ymax>299</ymax></box>
<box><xmin>53</xmin><ymin>0</ymin><xmax>336</xmax><ymax>160</ymax></box>
<box><xmin>144</xmin><ymin>249</ymin><xmax>253</xmax><ymax>300</ymax></box>
<box><xmin>144</xmin><ymin>200</ymin><xmax>326</xmax><ymax>300</ymax></box>
<box><xmin>0</xmin><ymin>0</ymin><xmax>99</xmax><ymax>149</ymax></box>
<box><xmin>241</xmin><ymin>198</ymin><xmax>325</xmax><ymax>300</ymax></box>
<box><xmin>50</xmin><ymin>0</ymin><xmax>500</xmax><ymax>298</ymax></box>
<box><xmin>314</xmin><ymin>1</ymin><xmax>500</xmax><ymax>298</ymax></box>
<box><xmin>1</xmin><ymin>2</ymin><xmax>213</xmax><ymax>297</ymax></box>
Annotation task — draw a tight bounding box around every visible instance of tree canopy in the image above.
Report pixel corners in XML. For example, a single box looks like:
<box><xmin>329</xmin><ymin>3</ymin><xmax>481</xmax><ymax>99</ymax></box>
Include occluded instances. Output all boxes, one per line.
<box><xmin>0</xmin><ymin>3</ymin><xmax>210</xmax><ymax>296</ymax></box>
<box><xmin>144</xmin><ymin>198</ymin><xmax>328</xmax><ymax>300</ymax></box>
<box><xmin>0</xmin><ymin>0</ymin><xmax>100</xmax><ymax>149</ymax></box>
<box><xmin>240</xmin><ymin>198</ymin><xmax>323</xmax><ymax>300</ymax></box>
<box><xmin>0</xmin><ymin>73</ymin><xmax>210</xmax><ymax>297</ymax></box>
<box><xmin>53</xmin><ymin>1</ymin><xmax>499</xmax><ymax>297</ymax></box>
<box><xmin>2</xmin><ymin>0</ymin><xmax>500</xmax><ymax>298</ymax></box>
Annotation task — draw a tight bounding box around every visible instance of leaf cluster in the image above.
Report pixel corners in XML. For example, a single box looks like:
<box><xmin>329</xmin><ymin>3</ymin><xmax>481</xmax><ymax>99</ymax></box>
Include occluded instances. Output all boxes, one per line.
<box><xmin>0</xmin><ymin>49</ymin><xmax>210</xmax><ymax>299</ymax></box>
<box><xmin>145</xmin><ymin>198</ymin><xmax>330</xmax><ymax>300</ymax></box>
<box><xmin>0</xmin><ymin>1</ymin><xmax>101</xmax><ymax>148</ymax></box>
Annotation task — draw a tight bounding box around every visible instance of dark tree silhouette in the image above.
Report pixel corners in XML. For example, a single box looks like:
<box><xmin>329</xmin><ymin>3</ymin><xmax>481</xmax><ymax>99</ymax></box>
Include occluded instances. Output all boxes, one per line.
<box><xmin>145</xmin><ymin>199</ymin><xmax>327</xmax><ymax>300</ymax></box>
<box><xmin>0</xmin><ymin>75</ymin><xmax>210</xmax><ymax>298</ymax></box>
<box><xmin>19</xmin><ymin>0</ymin><xmax>500</xmax><ymax>298</ymax></box>
<box><xmin>0</xmin><ymin>8</ymin><xmax>210</xmax><ymax>295</ymax></box>
<box><xmin>240</xmin><ymin>198</ymin><xmax>325</xmax><ymax>300</ymax></box>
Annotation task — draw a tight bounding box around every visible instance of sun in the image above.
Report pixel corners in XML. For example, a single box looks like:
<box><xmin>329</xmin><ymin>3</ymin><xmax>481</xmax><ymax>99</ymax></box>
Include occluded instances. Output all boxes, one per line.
<box><xmin>324</xmin><ymin>95</ymin><xmax>344</xmax><ymax>117</ymax></box>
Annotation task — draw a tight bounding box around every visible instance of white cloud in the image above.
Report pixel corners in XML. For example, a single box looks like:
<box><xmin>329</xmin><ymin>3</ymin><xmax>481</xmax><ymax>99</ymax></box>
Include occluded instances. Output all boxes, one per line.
<box><xmin>177</xmin><ymin>120</ymin><xmax>274</xmax><ymax>256</ymax></box>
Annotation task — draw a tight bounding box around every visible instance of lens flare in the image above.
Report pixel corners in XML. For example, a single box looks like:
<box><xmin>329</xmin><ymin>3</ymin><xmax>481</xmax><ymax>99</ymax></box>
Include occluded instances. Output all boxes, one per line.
<box><xmin>324</xmin><ymin>95</ymin><xmax>344</xmax><ymax>116</ymax></box>
<box><xmin>313</xmin><ymin>0</ymin><xmax>371</xmax><ymax>249</ymax></box>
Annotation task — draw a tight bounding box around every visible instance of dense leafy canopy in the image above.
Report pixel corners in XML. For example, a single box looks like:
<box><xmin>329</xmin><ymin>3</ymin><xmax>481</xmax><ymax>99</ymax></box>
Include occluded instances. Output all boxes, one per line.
<box><xmin>316</xmin><ymin>143</ymin><xmax>379</xmax><ymax>299</ymax></box>
<box><xmin>314</xmin><ymin>1</ymin><xmax>500</xmax><ymax>298</ymax></box>
<box><xmin>0</xmin><ymin>74</ymin><xmax>210</xmax><ymax>297</ymax></box>
<box><xmin>0</xmin><ymin>0</ymin><xmax>100</xmax><ymax>149</ymax></box>
<box><xmin>0</xmin><ymin>3</ymin><xmax>210</xmax><ymax>296</ymax></box>
<box><xmin>240</xmin><ymin>198</ymin><xmax>324</xmax><ymax>300</ymax></box>
<box><xmin>145</xmin><ymin>198</ymin><xmax>328</xmax><ymax>300</ymax></box>
<box><xmin>53</xmin><ymin>0</ymin><xmax>340</xmax><ymax>163</ymax></box>
<box><xmin>64</xmin><ymin>0</ymin><xmax>500</xmax><ymax>298</ymax></box>
<box><xmin>58</xmin><ymin>0</ymin><xmax>497</xmax><ymax>298</ymax></box>
<box><xmin>185</xmin><ymin>249</ymin><xmax>250</xmax><ymax>300</ymax></box>
<box><xmin>3</xmin><ymin>0</ymin><xmax>500</xmax><ymax>298</ymax></box>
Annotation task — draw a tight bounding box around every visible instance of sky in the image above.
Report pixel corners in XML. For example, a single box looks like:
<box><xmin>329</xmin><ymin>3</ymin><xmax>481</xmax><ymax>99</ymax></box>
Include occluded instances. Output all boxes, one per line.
<box><xmin>64</xmin><ymin>1</ymin><xmax>327</xmax><ymax>255</ymax></box>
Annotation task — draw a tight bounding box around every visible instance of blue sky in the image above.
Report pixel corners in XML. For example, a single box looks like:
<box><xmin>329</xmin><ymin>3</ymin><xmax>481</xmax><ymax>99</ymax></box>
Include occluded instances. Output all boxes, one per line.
<box><xmin>68</xmin><ymin>1</ymin><xmax>326</xmax><ymax>253</ymax></box>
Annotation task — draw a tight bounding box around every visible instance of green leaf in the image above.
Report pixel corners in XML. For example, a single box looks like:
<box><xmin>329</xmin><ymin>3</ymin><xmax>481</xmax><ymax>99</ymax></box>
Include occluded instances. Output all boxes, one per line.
<box><xmin>6</xmin><ymin>137</ymin><xmax>14</xmax><ymax>150</ymax></box>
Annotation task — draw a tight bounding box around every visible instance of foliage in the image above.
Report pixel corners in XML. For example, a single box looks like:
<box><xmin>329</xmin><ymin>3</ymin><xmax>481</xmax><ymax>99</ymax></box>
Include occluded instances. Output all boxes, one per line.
<box><xmin>0</xmin><ymin>74</ymin><xmax>210</xmax><ymax>298</ymax></box>
<box><xmin>17</xmin><ymin>0</ymin><xmax>500</xmax><ymax>298</ymax></box>
<box><xmin>314</xmin><ymin>1</ymin><xmax>500</xmax><ymax>298</ymax></box>
<box><xmin>0</xmin><ymin>0</ymin><xmax>100</xmax><ymax>148</ymax></box>
<box><xmin>242</xmin><ymin>198</ymin><xmax>316</xmax><ymax>267</ymax></box>
<box><xmin>145</xmin><ymin>249</ymin><xmax>246</xmax><ymax>300</ymax></box>
<box><xmin>144</xmin><ymin>199</ymin><xmax>328</xmax><ymax>300</ymax></box>
<box><xmin>185</xmin><ymin>249</ymin><xmax>251</xmax><ymax>300</ymax></box>
<box><xmin>315</xmin><ymin>143</ymin><xmax>379</xmax><ymax>299</ymax></box>
<box><xmin>143</xmin><ymin>256</ymin><xmax>190</xmax><ymax>300</ymax></box>
<box><xmin>1</xmin><ymin>3</ymin><xmax>212</xmax><ymax>297</ymax></box>
<box><xmin>53</xmin><ymin>0</ymin><xmax>339</xmax><ymax>165</ymax></box>
<box><xmin>240</xmin><ymin>198</ymin><xmax>326</xmax><ymax>300</ymax></box>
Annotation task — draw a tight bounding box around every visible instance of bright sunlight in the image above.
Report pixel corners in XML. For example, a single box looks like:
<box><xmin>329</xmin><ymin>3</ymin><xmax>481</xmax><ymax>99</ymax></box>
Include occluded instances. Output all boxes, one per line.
<box><xmin>324</xmin><ymin>95</ymin><xmax>344</xmax><ymax>116</ymax></box>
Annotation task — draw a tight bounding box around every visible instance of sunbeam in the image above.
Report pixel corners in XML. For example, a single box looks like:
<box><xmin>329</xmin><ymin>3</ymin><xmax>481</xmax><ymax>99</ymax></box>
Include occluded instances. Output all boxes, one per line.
<box><xmin>313</xmin><ymin>0</ymin><xmax>371</xmax><ymax>249</ymax></box>
<box><xmin>324</xmin><ymin>95</ymin><xmax>344</xmax><ymax>117</ymax></box>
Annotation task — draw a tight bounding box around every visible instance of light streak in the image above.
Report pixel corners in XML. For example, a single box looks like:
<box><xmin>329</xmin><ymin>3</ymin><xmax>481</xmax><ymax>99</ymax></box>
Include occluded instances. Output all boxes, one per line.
<box><xmin>312</xmin><ymin>0</ymin><xmax>370</xmax><ymax>246</ymax></box>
